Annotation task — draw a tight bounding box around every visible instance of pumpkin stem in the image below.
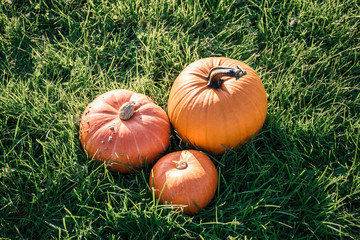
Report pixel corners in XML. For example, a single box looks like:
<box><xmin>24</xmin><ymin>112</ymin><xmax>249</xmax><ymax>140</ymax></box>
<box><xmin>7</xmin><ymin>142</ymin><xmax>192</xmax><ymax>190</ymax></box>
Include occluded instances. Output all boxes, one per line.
<box><xmin>175</xmin><ymin>160</ymin><xmax>188</xmax><ymax>170</ymax></box>
<box><xmin>119</xmin><ymin>101</ymin><xmax>136</xmax><ymax>120</ymax></box>
<box><xmin>207</xmin><ymin>66</ymin><xmax>247</xmax><ymax>89</ymax></box>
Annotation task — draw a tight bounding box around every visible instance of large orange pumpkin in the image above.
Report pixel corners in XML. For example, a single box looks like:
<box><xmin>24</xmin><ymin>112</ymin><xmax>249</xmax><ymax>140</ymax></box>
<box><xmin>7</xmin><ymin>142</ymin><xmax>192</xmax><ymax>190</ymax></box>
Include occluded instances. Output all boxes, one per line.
<box><xmin>167</xmin><ymin>57</ymin><xmax>267</xmax><ymax>155</ymax></box>
<box><xmin>149</xmin><ymin>150</ymin><xmax>218</xmax><ymax>215</ymax></box>
<box><xmin>79</xmin><ymin>89</ymin><xmax>171</xmax><ymax>173</ymax></box>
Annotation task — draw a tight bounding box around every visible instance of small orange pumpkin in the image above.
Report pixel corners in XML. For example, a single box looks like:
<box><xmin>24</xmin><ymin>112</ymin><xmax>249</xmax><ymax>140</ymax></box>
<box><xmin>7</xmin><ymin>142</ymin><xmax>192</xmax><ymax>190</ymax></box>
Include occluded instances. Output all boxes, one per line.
<box><xmin>79</xmin><ymin>89</ymin><xmax>171</xmax><ymax>173</ymax></box>
<box><xmin>167</xmin><ymin>57</ymin><xmax>268</xmax><ymax>155</ymax></box>
<box><xmin>149</xmin><ymin>150</ymin><xmax>218</xmax><ymax>215</ymax></box>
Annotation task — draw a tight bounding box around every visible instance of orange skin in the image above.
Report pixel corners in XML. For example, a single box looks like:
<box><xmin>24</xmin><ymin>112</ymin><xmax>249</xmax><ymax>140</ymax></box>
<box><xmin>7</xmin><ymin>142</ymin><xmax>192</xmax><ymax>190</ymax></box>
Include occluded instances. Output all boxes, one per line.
<box><xmin>79</xmin><ymin>89</ymin><xmax>171</xmax><ymax>173</ymax></box>
<box><xmin>167</xmin><ymin>57</ymin><xmax>268</xmax><ymax>155</ymax></box>
<box><xmin>149</xmin><ymin>150</ymin><xmax>218</xmax><ymax>215</ymax></box>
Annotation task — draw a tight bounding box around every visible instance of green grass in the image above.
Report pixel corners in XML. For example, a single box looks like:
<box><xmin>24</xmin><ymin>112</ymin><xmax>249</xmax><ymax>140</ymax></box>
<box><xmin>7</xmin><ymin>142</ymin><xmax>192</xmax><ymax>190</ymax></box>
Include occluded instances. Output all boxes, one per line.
<box><xmin>1</xmin><ymin>0</ymin><xmax>359</xmax><ymax>239</ymax></box>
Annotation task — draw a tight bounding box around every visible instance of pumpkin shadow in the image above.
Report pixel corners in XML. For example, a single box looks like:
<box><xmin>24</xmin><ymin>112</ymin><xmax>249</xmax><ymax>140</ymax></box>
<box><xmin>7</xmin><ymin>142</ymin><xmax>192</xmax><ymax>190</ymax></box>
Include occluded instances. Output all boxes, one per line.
<box><xmin>193</xmin><ymin>112</ymin><xmax>357</xmax><ymax>237</ymax></box>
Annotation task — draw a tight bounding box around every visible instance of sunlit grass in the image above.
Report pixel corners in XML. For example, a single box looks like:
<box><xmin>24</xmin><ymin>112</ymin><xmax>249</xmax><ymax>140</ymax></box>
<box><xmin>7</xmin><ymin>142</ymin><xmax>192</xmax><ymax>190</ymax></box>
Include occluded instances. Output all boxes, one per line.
<box><xmin>1</xmin><ymin>0</ymin><xmax>359</xmax><ymax>239</ymax></box>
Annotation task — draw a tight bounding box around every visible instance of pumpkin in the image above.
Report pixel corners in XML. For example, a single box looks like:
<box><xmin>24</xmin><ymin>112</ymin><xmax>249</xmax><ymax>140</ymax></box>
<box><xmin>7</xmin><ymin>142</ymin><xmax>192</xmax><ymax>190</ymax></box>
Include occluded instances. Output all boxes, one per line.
<box><xmin>149</xmin><ymin>150</ymin><xmax>218</xmax><ymax>215</ymax></box>
<box><xmin>167</xmin><ymin>57</ymin><xmax>267</xmax><ymax>155</ymax></box>
<box><xmin>79</xmin><ymin>89</ymin><xmax>171</xmax><ymax>173</ymax></box>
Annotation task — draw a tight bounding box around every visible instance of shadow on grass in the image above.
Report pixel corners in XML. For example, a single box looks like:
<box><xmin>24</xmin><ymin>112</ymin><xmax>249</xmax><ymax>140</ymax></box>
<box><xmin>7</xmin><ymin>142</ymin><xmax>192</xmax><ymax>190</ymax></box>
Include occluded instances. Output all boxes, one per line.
<box><xmin>191</xmin><ymin>112</ymin><xmax>360</xmax><ymax>238</ymax></box>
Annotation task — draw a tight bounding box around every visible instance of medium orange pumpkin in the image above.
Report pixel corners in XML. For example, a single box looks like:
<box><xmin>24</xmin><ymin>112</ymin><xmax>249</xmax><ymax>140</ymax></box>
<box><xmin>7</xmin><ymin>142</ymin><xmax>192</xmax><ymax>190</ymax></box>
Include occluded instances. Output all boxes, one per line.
<box><xmin>149</xmin><ymin>150</ymin><xmax>218</xmax><ymax>215</ymax></box>
<box><xmin>79</xmin><ymin>89</ymin><xmax>171</xmax><ymax>173</ymax></box>
<box><xmin>167</xmin><ymin>57</ymin><xmax>267</xmax><ymax>155</ymax></box>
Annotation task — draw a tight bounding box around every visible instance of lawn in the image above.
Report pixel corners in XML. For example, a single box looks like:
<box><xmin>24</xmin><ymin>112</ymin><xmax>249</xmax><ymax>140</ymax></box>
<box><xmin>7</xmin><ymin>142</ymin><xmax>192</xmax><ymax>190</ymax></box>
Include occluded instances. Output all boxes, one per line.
<box><xmin>0</xmin><ymin>0</ymin><xmax>359</xmax><ymax>239</ymax></box>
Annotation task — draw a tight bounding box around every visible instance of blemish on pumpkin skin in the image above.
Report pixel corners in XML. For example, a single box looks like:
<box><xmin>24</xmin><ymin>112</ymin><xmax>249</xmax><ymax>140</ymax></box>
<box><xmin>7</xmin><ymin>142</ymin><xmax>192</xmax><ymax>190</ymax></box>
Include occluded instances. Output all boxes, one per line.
<box><xmin>97</xmin><ymin>151</ymin><xmax>101</xmax><ymax>154</ymax></box>
<box><xmin>108</xmin><ymin>136</ymin><xmax>113</xmax><ymax>143</ymax></box>
<box><xmin>110</xmin><ymin>126</ymin><xmax>114</xmax><ymax>130</ymax></box>
<box><xmin>101</xmin><ymin>141</ymin><xmax>105</xmax><ymax>144</ymax></box>
<box><xmin>104</xmin><ymin>147</ymin><xmax>108</xmax><ymax>150</ymax></box>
